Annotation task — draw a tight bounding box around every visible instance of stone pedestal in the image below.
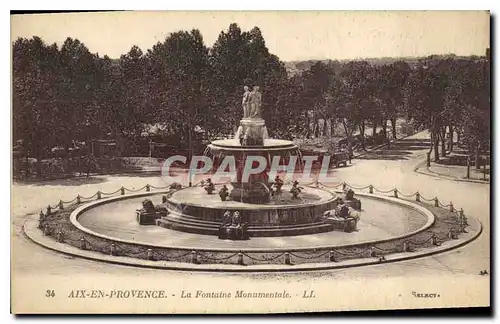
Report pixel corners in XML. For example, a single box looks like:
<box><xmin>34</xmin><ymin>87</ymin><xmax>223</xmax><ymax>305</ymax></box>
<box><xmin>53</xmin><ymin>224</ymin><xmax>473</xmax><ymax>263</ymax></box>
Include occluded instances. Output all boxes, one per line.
<box><xmin>239</xmin><ymin>118</ymin><xmax>267</xmax><ymax>146</ymax></box>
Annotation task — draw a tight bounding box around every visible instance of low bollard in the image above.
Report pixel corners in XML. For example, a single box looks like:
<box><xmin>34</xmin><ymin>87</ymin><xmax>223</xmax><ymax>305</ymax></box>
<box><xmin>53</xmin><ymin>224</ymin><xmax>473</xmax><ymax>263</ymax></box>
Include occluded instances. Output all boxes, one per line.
<box><xmin>97</xmin><ymin>191</ymin><xmax>102</xmax><ymax>200</ymax></box>
<box><xmin>191</xmin><ymin>251</ymin><xmax>198</xmax><ymax>264</ymax></box>
<box><xmin>76</xmin><ymin>195</ymin><xmax>81</xmax><ymax>204</ymax></box>
<box><xmin>121</xmin><ymin>187</ymin><xmax>125</xmax><ymax>195</ymax></box>
<box><xmin>369</xmin><ymin>185</ymin><xmax>373</xmax><ymax>194</ymax></box>
<box><xmin>434</xmin><ymin>198</ymin><xmax>439</xmax><ymax>207</ymax></box>
<box><xmin>146</xmin><ymin>184</ymin><xmax>151</xmax><ymax>192</ymax></box>
<box><xmin>403</xmin><ymin>241</ymin><xmax>410</xmax><ymax>252</ymax></box>
<box><xmin>393</xmin><ymin>189</ymin><xmax>398</xmax><ymax>198</ymax></box>
<box><xmin>56</xmin><ymin>231</ymin><xmax>64</xmax><ymax>243</ymax></box>
<box><xmin>237</xmin><ymin>253</ymin><xmax>244</xmax><ymax>265</ymax></box>
<box><xmin>431</xmin><ymin>234</ymin><xmax>438</xmax><ymax>245</ymax></box>
<box><xmin>162</xmin><ymin>195</ymin><xmax>167</xmax><ymax>203</ymax></box>
<box><xmin>147</xmin><ymin>249</ymin><xmax>154</xmax><ymax>260</ymax></box>
<box><xmin>449</xmin><ymin>203</ymin><xmax>454</xmax><ymax>212</ymax></box>
<box><xmin>110</xmin><ymin>244</ymin><xmax>116</xmax><ymax>256</ymax></box>
<box><xmin>329</xmin><ymin>250</ymin><xmax>337</xmax><ymax>262</ymax></box>
<box><xmin>284</xmin><ymin>252</ymin><xmax>291</xmax><ymax>265</ymax></box>
<box><xmin>46</xmin><ymin>205</ymin><xmax>52</xmax><ymax>215</ymax></box>
<box><xmin>80</xmin><ymin>237</ymin><xmax>87</xmax><ymax>250</ymax></box>
<box><xmin>58</xmin><ymin>200</ymin><xmax>64</xmax><ymax>210</ymax></box>
<box><xmin>370</xmin><ymin>247</ymin><xmax>377</xmax><ymax>257</ymax></box>
<box><xmin>342</xmin><ymin>183</ymin><xmax>347</xmax><ymax>191</ymax></box>
<box><xmin>415</xmin><ymin>192</ymin><xmax>421</xmax><ymax>202</ymax></box>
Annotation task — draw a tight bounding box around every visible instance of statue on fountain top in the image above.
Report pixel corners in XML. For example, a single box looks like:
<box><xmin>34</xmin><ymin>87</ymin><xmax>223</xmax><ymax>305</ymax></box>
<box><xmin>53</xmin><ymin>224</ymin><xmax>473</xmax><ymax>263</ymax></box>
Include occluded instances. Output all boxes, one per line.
<box><xmin>242</xmin><ymin>85</ymin><xmax>262</xmax><ymax>119</ymax></box>
<box><xmin>248</xmin><ymin>86</ymin><xmax>262</xmax><ymax>119</ymax></box>
<box><xmin>242</xmin><ymin>86</ymin><xmax>251</xmax><ymax>119</ymax></box>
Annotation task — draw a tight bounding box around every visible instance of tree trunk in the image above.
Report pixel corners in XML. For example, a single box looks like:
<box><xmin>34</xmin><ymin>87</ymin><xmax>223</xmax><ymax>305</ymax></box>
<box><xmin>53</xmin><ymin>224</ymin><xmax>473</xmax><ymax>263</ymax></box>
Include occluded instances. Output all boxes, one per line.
<box><xmin>390</xmin><ymin>117</ymin><xmax>397</xmax><ymax>140</ymax></box>
<box><xmin>342</xmin><ymin>119</ymin><xmax>354</xmax><ymax>158</ymax></box>
<box><xmin>475</xmin><ymin>142</ymin><xmax>481</xmax><ymax>169</ymax></box>
<box><xmin>441</xmin><ymin>127</ymin><xmax>447</xmax><ymax>157</ymax></box>
<box><xmin>448</xmin><ymin>125</ymin><xmax>453</xmax><ymax>152</ymax></box>
<box><xmin>382</xmin><ymin>119</ymin><xmax>388</xmax><ymax>139</ymax></box>
<box><xmin>330</xmin><ymin>118</ymin><xmax>336</xmax><ymax>136</ymax></box>
<box><xmin>433</xmin><ymin>130</ymin><xmax>440</xmax><ymax>162</ymax></box>
<box><xmin>372</xmin><ymin>118</ymin><xmax>377</xmax><ymax>137</ymax></box>
<box><xmin>359</xmin><ymin>120</ymin><xmax>365</xmax><ymax>150</ymax></box>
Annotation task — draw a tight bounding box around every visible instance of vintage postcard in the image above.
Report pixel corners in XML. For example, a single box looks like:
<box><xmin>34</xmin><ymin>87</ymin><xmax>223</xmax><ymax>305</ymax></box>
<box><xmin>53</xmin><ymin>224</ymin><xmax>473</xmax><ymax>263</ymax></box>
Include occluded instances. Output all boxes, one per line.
<box><xmin>11</xmin><ymin>11</ymin><xmax>490</xmax><ymax>314</ymax></box>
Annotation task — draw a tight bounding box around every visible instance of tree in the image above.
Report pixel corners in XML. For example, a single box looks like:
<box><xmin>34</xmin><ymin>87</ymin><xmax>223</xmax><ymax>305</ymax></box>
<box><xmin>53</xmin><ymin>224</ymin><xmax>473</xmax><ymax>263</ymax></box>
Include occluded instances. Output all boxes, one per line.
<box><xmin>13</xmin><ymin>37</ymin><xmax>61</xmax><ymax>175</ymax></box>
<box><xmin>146</xmin><ymin>29</ymin><xmax>210</xmax><ymax>158</ymax></box>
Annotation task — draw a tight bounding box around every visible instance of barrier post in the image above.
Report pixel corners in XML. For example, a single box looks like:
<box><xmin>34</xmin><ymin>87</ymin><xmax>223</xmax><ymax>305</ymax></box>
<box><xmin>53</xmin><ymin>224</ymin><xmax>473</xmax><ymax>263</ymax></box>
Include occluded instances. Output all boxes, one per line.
<box><xmin>449</xmin><ymin>203</ymin><xmax>454</xmax><ymax>212</ymax></box>
<box><xmin>237</xmin><ymin>253</ymin><xmax>244</xmax><ymax>265</ymax></box>
<box><xmin>432</xmin><ymin>234</ymin><xmax>438</xmax><ymax>246</ymax></box>
<box><xmin>369</xmin><ymin>185</ymin><xmax>373</xmax><ymax>194</ymax></box>
<box><xmin>80</xmin><ymin>238</ymin><xmax>87</xmax><ymax>250</ymax></box>
<box><xmin>76</xmin><ymin>195</ymin><xmax>81</xmax><ymax>204</ymax></box>
<box><xmin>121</xmin><ymin>187</ymin><xmax>125</xmax><ymax>195</ymax></box>
<box><xmin>329</xmin><ymin>250</ymin><xmax>337</xmax><ymax>262</ymax></box>
<box><xmin>56</xmin><ymin>231</ymin><xmax>64</xmax><ymax>243</ymax></box>
<box><xmin>58</xmin><ymin>200</ymin><xmax>64</xmax><ymax>210</ymax></box>
<box><xmin>191</xmin><ymin>251</ymin><xmax>198</xmax><ymax>264</ymax></box>
<box><xmin>415</xmin><ymin>192</ymin><xmax>421</xmax><ymax>202</ymax></box>
<box><xmin>97</xmin><ymin>191</ymin><xmax>102</xmax><ymax>200</ymax></box>
<box><xmin>46</xmin><ymin>205</ymin><xmax>52</xmax><ymax>215</ymax></box>
<box><xmin>284</xmin><ymin>252</ymin><xmax>291</xmax><ymax>265</ymax></box>
<box><xmin>146</xmin><ymin>184</ymin><xmax>150</xmax><ymax>192</ymax></box>
<box><xmin>147</xmin><ymin>249</ymin><xmax>154</xmax><ymax>260</ymax></box>
<box><xmin>393</xmin><ymin>189</ymin><xmax>398</xmax><ymax>198</ymax></box>
<box><xmin>110</xmin><ymin>244</ymin><xmax>116</xmax><ymax>256</ymax></box>
<box><xmin>403</xmin><ymin>241</ymin><xmax>410</xmax><ymax>252</ymax></box>
<box><xmin>434</xmin><ymin>198</ymin><xmax>439</xmax><ymax>207</ymax></box>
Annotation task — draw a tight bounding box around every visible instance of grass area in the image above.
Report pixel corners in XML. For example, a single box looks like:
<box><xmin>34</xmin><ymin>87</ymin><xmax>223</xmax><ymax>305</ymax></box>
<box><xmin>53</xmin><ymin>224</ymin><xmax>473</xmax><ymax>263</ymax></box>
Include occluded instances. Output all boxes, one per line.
<box><xmin>38</xmin><ymin>199</ymin><xmax>464</xmax><ymax>266</ymax></box>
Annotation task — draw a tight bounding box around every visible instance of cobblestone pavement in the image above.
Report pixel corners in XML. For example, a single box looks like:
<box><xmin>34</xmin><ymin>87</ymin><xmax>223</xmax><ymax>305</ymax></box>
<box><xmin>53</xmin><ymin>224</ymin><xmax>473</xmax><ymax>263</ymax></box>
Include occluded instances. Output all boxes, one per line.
<box><xmin>11</xmin><ymin>130</ymin><xmax>490</xmax><ymax>311</ymax></box>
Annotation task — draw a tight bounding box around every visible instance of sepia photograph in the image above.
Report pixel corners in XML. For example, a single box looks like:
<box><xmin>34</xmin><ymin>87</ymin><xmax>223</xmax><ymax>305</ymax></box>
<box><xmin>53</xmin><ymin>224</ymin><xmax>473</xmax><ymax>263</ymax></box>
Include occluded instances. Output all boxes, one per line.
<box><xmin>10</xmin><ymin>10</ymin><xmax>490</xmax><ymax>314</ymax></box>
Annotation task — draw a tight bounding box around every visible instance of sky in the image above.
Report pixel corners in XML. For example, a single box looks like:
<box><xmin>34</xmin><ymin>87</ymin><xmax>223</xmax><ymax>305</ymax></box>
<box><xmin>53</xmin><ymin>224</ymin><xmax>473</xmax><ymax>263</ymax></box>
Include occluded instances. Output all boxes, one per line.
<box><xmin>11</xmin><ymin>11</ymin><xmax>490</xmax><ymax>61</ymax></box>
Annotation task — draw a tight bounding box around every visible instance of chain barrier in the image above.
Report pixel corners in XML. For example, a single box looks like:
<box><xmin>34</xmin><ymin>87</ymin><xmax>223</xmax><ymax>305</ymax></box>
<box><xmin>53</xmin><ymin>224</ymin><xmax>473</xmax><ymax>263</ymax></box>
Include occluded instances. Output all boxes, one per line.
<box><xmin>149</xmin><ymin>184</ymin><xmax>170</xmax><ymax>190</ymax></box>
<box><xmin>346</xmin><ymin>184</ymin><xmax>371</xmax><ymax>190</ymax></box>
<box><xmin>373</xmin><ymin>187</ymin><xmax>395</xmax><ymax>194</ymax></box>
<box><xmin>396</xmin><ymin>190</ymin><xmax>418</xmax><ymax>198</ymax></box>
<box><xmin>100</xmin><ymin>188</ymin><xmax>123</xmax><ymax>196</ymax></box>
<box><xmin>198</xmin><ymin>252</ymin><xmax>238</xmax><ymax>261</ymax></box>
<box><xmin>332</xmin><ymin>246</ymin><xmax>373</xmax><ymax>257</ymax></box>
<box><xmin>38</xmin><ymin>182</ymin><xmax>469</xmax><ymax>265</ymax></box>
<box><xmin>289</xmin><ymin>251</ymin><xmax>330</xmax><ymax>260</ymax></box>
<box><xmin>61</xmin><ymin>197</ymin><xmax>79</xmax><ymax>204</ymax></box>
<box><xmin>242</xmin><ymin>252</ymin><xmax>286</xmax><ymax>262</ymax></box>
<box><xmin>79</xmin><ymin>192</ymin><xmax>99</xmax><ymax>200</ymax></box>
<box><xmin>124</xmin><ymin>185</ymin><xmax>148</xmax><ymax>193</ymax></box>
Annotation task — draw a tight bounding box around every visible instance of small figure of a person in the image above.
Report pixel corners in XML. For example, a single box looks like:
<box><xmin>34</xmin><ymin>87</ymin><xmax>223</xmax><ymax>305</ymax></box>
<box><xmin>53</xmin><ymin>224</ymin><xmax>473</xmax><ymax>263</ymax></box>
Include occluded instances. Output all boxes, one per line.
<box><xmin>204</xmin><ymin>178</ymin><xmax>215</xmax><ymax>194</ymax></box>
<box><xmin>219</xmin><ymin>184</ymin><xmax>229</xmax><ymax>201</ymax></box>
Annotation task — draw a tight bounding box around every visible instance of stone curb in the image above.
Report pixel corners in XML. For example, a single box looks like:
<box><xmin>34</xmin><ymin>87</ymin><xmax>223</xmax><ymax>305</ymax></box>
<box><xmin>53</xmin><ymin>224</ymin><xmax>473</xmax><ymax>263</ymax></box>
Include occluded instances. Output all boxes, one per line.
<box><xmin>68</xmin><ymin>190</ymin><xmax>436</xmax><ymax>253</ymax></box>
<box><xmin>23</xmin><ymin>213</ymin><xmax>482</xmax><ymax>272</ymax></box>
<box><xmin>414</xmin><ymin>163</ymin><xmax>489</xmax><ymax>185</ymax></box>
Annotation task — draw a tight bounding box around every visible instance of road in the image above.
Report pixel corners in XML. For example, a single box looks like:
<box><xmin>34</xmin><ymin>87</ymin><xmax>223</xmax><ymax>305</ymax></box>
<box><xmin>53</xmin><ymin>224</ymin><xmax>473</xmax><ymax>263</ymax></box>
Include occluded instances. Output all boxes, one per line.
<box><xmin>11</xmin><ymin>130</ymin><xmax>490</xmax><ymax>313</ymax></box>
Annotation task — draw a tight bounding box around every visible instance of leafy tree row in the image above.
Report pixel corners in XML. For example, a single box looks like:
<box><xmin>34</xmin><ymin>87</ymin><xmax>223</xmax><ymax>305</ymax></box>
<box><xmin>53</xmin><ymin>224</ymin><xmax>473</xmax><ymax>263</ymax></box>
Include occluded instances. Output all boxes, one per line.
<box><xmin>12</xmin><ymin>23</ymin><xmax>490</xmax><ymax>176</ymax></box>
